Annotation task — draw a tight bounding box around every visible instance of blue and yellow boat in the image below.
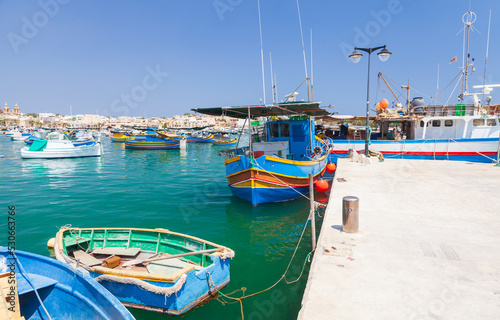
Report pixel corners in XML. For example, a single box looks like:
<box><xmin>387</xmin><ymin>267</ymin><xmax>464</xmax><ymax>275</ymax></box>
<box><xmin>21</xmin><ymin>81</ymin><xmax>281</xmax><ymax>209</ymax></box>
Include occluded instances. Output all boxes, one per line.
<box><xmin>125</xmin><ymin>137</ymin><xmax>180</xmax><ymax>149</ymax></box>
<box><xmin>193</xmin><ymin>102</ymin><xmax>330</xmax><ymax>205</ymax></box>
<box><xmin>111</xmin><ymin>133</ymin><xmax>130</xmax><ymax>142</ymax></box>
<box><xmin>212</xmin><ymin>138</ymin><xmax>237</xmax><ymax>146</ymax></box>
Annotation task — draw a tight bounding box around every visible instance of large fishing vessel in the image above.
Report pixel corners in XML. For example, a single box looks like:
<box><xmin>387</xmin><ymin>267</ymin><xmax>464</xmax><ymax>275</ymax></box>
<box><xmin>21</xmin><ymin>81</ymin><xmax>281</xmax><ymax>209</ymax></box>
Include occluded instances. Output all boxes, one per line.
<box><xmin>327</xmin><ymin>10</ymin><xmax>500</xmax><ymax>164</ymax></box>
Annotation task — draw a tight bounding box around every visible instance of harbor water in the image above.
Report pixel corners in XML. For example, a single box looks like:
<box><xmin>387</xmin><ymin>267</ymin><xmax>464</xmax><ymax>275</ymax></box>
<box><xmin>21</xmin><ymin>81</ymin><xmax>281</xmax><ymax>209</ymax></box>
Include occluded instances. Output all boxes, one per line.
<box><xmin>0</xmin><ymin>137</ymin><xmax>321</xmax><ymax>320</ymax></box>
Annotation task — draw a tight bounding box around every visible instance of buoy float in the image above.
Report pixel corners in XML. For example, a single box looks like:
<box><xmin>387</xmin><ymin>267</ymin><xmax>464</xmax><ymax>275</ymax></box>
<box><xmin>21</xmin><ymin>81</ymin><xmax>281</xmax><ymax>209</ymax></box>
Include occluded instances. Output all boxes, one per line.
<box><xmin>326</xmin><ymin>163</ymin><xmax>337</xmax><ymax>173</ymax></box>
<box><xmin>375</xmin><ymin>103</ymin><xmax>381</xmax><ymax>111</ymax></box>
<box><xmin>314</xmin><ymin>179</ymin><xmax>329</xmax><ymax>193</ymax></box>
<box><xmin>47</xmin><ymin>237</ymin><xmax>55</xmax><ymax>249</ymax></box>
<box><xmin>380</xmin><ymin>98</ymin><xmax>389</xmax><ymax>109</ymax></box>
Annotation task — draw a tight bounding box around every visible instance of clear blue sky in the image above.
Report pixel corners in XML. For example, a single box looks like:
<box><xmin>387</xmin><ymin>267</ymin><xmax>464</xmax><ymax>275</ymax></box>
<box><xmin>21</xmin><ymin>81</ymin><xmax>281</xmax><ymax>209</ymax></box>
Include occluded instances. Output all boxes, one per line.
<box><xmin>1</xmin><ymin>0</ymin><xmax>499</xmax><ymax>118</ymax></box>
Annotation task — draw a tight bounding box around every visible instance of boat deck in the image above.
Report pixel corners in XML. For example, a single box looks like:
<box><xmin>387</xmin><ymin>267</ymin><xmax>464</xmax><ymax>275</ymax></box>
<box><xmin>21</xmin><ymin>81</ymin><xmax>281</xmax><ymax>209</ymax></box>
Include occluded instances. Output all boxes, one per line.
<box><xmin>299</xmin><ymin>159</ymin><xmax>500</xmax><ymax>319</ymax></box>
<box><xmin>69</xmin><ymin>249</ymin><xmax>203</xmax><ymax>275</ymax></box>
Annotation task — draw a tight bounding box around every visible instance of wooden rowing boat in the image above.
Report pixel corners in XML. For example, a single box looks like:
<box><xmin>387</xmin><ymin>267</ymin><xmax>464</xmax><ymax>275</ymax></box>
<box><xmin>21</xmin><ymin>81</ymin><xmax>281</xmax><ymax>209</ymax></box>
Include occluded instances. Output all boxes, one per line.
<box><xmin>53</xmin><ymin>227</ymin><xmax>234</xmax><ymax>315</ymax></box>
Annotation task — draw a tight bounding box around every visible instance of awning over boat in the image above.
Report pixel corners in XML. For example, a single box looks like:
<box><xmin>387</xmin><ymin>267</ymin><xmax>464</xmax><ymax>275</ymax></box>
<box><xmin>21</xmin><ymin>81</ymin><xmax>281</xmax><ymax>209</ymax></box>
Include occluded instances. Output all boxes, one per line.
<box><xmin>192</xmin><ymin>102</ymin><xmax>330</xmax><ymax>119</ymax></box>
<box><xmin>315</xmin><ymin>115</ymin><xmax>376</xmax><ymax>122</ymax></box>
<box><xmin>28</xmin><ymin>139</ymin><xmax>47</xmax><ymax>151</ymax></box>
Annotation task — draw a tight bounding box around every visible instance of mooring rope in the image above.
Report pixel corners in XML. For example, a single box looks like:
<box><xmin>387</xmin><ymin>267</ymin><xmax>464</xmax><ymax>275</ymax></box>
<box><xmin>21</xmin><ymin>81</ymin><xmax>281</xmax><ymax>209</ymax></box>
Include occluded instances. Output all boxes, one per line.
<box><xmin>95</xmin><ymin>274</ymin><xmax>187</xmax><ymax>305</ymax></box>
<box><xmin>207</xmin><ymin>207</ymin><xmax>319</xmax><ymax>320</ymax></box>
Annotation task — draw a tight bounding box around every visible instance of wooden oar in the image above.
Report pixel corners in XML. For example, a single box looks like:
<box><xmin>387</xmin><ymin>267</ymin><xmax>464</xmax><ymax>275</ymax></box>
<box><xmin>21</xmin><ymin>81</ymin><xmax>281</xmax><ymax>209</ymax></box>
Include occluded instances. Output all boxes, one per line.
<box><xmin>121</xmin><ymin>248</ymin><xmax>225</xmax><ymax>267</ymax></box>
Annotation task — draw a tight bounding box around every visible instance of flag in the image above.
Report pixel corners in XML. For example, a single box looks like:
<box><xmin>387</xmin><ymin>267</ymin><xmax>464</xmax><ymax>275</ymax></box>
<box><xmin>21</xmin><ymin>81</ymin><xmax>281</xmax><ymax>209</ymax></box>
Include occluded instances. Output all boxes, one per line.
<box><xmin>449</xmin><ymin>56</ymin><xmax>457</xmax><ymax>63</ymax></box>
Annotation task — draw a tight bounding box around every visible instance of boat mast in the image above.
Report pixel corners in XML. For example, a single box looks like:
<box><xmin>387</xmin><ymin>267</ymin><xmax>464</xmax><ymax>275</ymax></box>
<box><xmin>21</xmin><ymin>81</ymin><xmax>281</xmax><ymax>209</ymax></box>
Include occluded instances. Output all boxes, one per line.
<box><xmin>296</xmin><ymin>0</ymin><xmax>310</xmax><ymax>101</ymax></box>
<box><xmin>257</xmin><ymin>0</ymin><xmax>266</xmax><ymax>105</ymax></box>
<box><xmin>248</xmin><ymin>106</ymin><xmax>253</xmax><ymax>157</ymax></box>
<box><xmin>310</xmin><ymin>28</ymin><xmax>314</xmax><ymax>102</ymax></box>
<box><xmin>481</xmin><ymin>9</ymin><xmax>491</xmax><ymax>107</ymax></box>
<box><xmin>269</xmin><ymin>52</ymin><xmax>276</xmax><ymax>104</ymax></box>
<box><xmin>461</xmin><ymin>10</ymin><xmax>476</xmax><ymax>102</ymax></box>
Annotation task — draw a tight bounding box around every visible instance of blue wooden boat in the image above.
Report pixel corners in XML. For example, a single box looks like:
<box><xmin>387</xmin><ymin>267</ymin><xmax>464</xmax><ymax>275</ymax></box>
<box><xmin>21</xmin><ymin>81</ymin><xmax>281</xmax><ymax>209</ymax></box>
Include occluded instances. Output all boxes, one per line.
<box><xmin>193</xmin><ymin>102</ymin><xmax>330</xmax><ymax>205</ymax></box>
<box><xmin>0</xmin><ymin>247</ymin><xmax>134</xmax><ymax>320</ymax></box>
<box><xmin>54</xmin><ymin>227</ymin><xmax>234</xmax><ymax>315</ymax></box>
<box><xmin>125</xmin><ymin>137</ymin><xmax>180</xmax><ymax>150</ymax></box>
<box><xmin>212</xmin><ymin>138</ymin><xmax>237</xmax><ymax>146</ymax></box>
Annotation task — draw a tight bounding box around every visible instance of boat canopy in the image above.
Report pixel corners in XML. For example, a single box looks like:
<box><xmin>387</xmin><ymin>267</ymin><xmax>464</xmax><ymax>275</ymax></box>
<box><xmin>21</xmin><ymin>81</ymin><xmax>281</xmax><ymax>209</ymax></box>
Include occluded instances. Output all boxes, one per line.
<box><xmin>192</xmin><ymin>102</ymin><xmax>330</xmax><ymax>119</ymax></box>
<box><xmin>28</xmin><ymin>139</ymin><xmax>47</xmax><ymax>151</ymax></box>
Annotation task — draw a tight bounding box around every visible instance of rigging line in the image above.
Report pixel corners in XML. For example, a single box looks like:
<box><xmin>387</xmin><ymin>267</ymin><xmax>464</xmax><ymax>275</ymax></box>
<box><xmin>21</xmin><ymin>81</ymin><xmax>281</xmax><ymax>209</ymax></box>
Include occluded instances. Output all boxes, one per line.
<box><xmin>257</xmin><ymin>0</ymin><xmax>266</xmax><ymax>105</ymax></box>
<box><xmin>292</xmin><ymin>78</ymin><xmax>307</xmax><ymax>96</ymax></box>
<box><xmin>296</xmin><ymin>0</ymin><xmax>308</xmax><ymax>79</ymax></box>
<box><xmin>433</xmin><ymin>69</ymin><xmax>464</xmax><ymax>103</ymax></box>
<box><xmin>482</xmin><ymin>9</ymin><xmax>491</xmax><ymax>107</ymax></box>
<box><xmin>445</xmin><ymin>72</ymin><xmax>464</xmax><ymax>105</ymax></box>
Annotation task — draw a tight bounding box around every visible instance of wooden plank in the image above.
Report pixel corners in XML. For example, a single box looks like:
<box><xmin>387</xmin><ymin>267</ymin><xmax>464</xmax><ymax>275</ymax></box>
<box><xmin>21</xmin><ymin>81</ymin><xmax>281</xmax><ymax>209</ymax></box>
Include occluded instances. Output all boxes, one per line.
<box><xmin>146</xmin><ymin>258</ymin><xmax>200</xmax><ymax>276</ymax></box>
<box><xmin>64</xmin><ymin>237</ymin><xmax>89</xmax><ymax>248</ymax></box>
<box><xmin>73</xmin><ymin>250</ymin><xmax>102</xmax><ymax>267</ymax></box>
<box><xmin>92</xmin><ymin>247</ymin><xmax>140</xmax><ymax>257</ymax></box>
<box><xmin>0</xmin><ymin>272</ymin><xmax>22</xmax><ymax>319</ymax></box>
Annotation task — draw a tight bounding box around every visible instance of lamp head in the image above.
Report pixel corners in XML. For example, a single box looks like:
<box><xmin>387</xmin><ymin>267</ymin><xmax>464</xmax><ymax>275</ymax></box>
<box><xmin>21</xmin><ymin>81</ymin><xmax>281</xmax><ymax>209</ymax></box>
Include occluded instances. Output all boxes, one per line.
<box><xmin>349</xmin><ymin>49</ymin><xmax>362</xmax><ymax>64</ymax></box>
<box><xmin>377</xmin><ymin>47</ymin><xmax>392</xmax><ymax>62</ymax></box>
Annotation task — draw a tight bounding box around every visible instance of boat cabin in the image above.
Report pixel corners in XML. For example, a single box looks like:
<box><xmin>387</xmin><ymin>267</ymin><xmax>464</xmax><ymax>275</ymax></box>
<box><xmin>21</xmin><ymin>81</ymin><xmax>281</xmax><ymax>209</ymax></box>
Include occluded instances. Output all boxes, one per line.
<box><xmin>251</xmin><ymin>117</ymin><xmax>316</xmax><ymax>160</ymax></box>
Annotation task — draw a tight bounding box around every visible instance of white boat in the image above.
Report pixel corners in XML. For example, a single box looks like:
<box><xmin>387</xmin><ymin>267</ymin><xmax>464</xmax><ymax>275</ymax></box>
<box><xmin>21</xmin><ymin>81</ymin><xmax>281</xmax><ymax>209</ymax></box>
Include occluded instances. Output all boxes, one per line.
<box><xmin>21</xmin><ymin>139</ymin><xmax>102</xmax><ymax>159</ymax></box>
<box><xmin>329</xmin><ymin>10</ymin><xmax>500</xmax><ymax>164</ymax></box>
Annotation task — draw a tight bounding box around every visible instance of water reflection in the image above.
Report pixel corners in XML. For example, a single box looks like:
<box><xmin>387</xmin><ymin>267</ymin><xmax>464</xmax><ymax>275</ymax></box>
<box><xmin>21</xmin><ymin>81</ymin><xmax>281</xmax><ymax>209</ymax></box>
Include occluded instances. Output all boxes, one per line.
<box><xmin>225</xmin><ymin>196</ymin><xmax>311</xmax><ymax>261</ymax></box>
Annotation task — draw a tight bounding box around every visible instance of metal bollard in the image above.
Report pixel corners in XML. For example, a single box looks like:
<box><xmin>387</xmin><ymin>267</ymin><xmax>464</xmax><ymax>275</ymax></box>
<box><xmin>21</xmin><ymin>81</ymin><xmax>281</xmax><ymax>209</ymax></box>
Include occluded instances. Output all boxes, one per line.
<box><xmin>342</xmin><ymin>196</ymin><xmax>359</xmax><ymax>233</ymax></box>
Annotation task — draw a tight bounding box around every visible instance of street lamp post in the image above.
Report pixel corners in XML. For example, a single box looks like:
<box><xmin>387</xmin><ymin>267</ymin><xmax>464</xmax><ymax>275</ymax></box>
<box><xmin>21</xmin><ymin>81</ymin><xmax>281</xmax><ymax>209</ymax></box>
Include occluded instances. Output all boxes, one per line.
<box><xmin>349</xmin><ymin>45</ymin><xmax>392</xmax><ymax>157</ymax></box>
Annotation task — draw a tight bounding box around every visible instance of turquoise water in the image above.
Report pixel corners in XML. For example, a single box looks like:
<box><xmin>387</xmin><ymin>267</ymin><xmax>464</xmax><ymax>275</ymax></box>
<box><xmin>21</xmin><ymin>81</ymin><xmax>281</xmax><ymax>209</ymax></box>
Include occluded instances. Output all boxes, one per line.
<box><xmin>0</xmin><ymin>137</ymin><xmax>323</xmax><ymax>320</ymax></box>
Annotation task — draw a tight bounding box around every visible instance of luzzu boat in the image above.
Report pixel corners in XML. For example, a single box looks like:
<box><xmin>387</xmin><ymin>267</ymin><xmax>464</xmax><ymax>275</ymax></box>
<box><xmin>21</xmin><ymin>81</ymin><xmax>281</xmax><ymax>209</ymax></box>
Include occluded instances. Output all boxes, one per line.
<box><xmin>0</xmin><ymin>248</ymin><xmax>134</xmax><ymax>320</ymax></box>
<box><xmin>21</xmin><ymin>139</ymin><xmax>102</xmax><ymax>159</ymax></box>
<box><xmin>111</xmin><ymin>133</ymin><xmax>130</xmax><ymax>142</ymax></box>
<box><xmin>53</xmin><ymin>227</ymin><xmax>234</xmax><ymax>315</ymax></box>
<box><xmin>212</xmin><ymin>138</ymin><xmax>237</xmax><ymax>146</ymax></box>
<box><xmin>193</xmin><ymin>102</ymin><xmax>330</xmax><ymax>205</ymax></box>
<box><xmin>125</xmin><ymin>137</ymin><xmax>180</xmax><ymax>149</ymax></box>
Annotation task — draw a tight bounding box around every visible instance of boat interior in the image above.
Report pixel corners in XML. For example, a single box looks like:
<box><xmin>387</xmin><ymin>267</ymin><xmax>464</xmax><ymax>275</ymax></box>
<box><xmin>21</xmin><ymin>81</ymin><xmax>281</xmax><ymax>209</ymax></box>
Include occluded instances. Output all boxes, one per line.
<box><xmin>61</xmin><ymin>229</ymin><xmax>217</xmax><ymax>276</ymax></box>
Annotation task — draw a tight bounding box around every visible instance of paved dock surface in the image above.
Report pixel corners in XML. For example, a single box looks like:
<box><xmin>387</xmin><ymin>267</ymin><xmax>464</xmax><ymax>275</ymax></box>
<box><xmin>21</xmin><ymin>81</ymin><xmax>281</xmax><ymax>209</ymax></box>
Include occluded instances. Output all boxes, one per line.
<box><xmin>299</xmin><ymin>159</ymin><xmax>500</xmax><ymax>320</ymax></box>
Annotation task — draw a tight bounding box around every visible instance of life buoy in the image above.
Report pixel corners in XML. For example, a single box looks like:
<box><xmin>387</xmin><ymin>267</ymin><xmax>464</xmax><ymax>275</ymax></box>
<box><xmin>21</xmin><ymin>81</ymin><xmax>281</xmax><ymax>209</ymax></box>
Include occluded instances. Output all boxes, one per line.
<box><xmin>313</xmin><ymin>146</ymin><xmax>322</xmax><ymax>156</ymax></box>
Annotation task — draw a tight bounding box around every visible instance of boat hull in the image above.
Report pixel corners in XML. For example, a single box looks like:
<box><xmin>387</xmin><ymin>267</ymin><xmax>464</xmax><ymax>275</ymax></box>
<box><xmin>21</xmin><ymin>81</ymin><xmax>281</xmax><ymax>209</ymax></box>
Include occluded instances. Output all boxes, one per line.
<box><xmin>0</xmin><ymin>248</ymin><xmax>133</xmax><ymax>320</ymax></box>
<box><xmin>225</xmin><ymin>154</ymin><xmax>328</xmax><ymax>205</ymax></box>
<box><xmin>329</xmin><ymin>138</ymin><xmax>500</xmax><ymax>163</ymax></box>
<box><xmin>125</xmin><ymin>137</ymin><xmax>180</xmax><ymax>149</ymax></box>
<box><xmin>21</xmin><ymin>142</ymin><xmax>102</xmax><ymax>159</ymax></box>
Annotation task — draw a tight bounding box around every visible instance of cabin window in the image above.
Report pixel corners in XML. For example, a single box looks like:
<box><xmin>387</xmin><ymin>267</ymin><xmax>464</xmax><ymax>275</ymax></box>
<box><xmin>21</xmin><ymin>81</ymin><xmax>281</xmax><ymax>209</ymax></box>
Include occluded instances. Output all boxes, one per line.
<box><xmin>444</xmin><ymin>120</ymin><xmax>453</xmax><ymax>127</ymax></box>
<box><xmin>432</xmin><ymin>120</ymin><xmax>440</xmax><ymax>127</ymax></box>
<box><xmin>473</xmin><ymin>119</ymin><xmax>485</xmax><ymax>126</ymax></box>
<box><xmin>487</xmin><ymin>119</ymin><xmax>497</xmax><ymax>126</ymax></box>
<box><xmin>270</xmin><ymin>123</ymin><xmax>280</xmax><ymax>137</ymax></box>
<box><xmin>280</xmin><ymin>123</ymin><xmax>290</xmax><ymax>137</ymax></box>
<box><xmin>420</xmin><ymin>121</ymin><xmax>424</xmax><ymax>127</ymax></box>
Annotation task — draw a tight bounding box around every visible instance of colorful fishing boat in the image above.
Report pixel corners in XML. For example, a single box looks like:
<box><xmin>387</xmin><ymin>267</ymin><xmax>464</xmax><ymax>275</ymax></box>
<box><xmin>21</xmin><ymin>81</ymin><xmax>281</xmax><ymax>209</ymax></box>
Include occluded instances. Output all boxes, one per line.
<box><xmin>0</xmin><ymin>248</ymin><xmax>134</xmax><ymax>320</ymax></box>
<box><xmin>111</xmin><ymin>133</ymin><xmax>130</xmax><ymax>142</ymax></box>
<box><xmin>193</xmin><ymin>102</ymin><xmax>330</xmax><ymax>205</ymax></box>
<box><xmin>53</xmin><ymin>227</ymin><xmax>234</xmax><ymax>315</ymax></box>
<box><xmin>125</xmin><ymin>137</ymin><xmax>180</xmax><ymax>150</ymax></box>
<box><xmin>212</xmin><ymin>138</ymin><xmax>237</xmax><ymax>146</ymax></box>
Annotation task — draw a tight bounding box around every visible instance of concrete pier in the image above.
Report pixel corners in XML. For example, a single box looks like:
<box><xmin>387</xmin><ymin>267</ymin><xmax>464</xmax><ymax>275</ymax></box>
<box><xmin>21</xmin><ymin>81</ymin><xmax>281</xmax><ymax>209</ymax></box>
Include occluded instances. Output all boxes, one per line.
<box><xmin>299</xmin><ymin>159</ymin><xmax>500</xmax><ymax>320</ymax></box>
